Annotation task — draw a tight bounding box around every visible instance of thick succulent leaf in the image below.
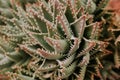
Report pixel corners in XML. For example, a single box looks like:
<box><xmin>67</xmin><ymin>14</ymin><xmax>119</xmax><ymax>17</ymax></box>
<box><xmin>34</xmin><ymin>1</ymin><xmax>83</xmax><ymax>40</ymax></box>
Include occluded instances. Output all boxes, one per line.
<box><xmin>57</xmin><ymin>54</ymin><xmax>75</xmax><ymax>67</ymax></box>
<box><xmin>65</xmin><ymin>2</ymin><xmax>75</xmax><ymax>23</ymax></box>
<box><xmin>85</xmin><ymin>22</ymin><xmax>100</xmax><ymax>39</ymax></box>
<box><xmin>38</xmin><ymin>72</ymin><xmax>54</xmax><ymax>79</ymax></box>
<box><xmin>6</xmin><ymin>51</ymin><xmax>23</xmax><ymax>62</ymax></box>
<box><xmin>77</xmin><ymin>52</ymin><xmax>90</xmax><ymax>80</ymax></box>
<box><xmin>44</xmin><ymin>37</ymin><xmax>69</xmax><ymax>53</ymax></box>
<box><xmin>52</xmin><ymin>0</ymin><xmax>66</xmax><ymax>17</ymax></box>
<box><xmin>59</xmin><ymin>61</ymin><xmax>77</xmax><ymax>79</ymax></box>
<box><xmin>71</xmin><ymin>15</ymin><xmax>86</xmax><ymax>38</ymax></box>
<box><xmin>0</xmin><ymin>57</ymin><xmax>13</xmax><ymax>69</ymax></box>
<box><xmin>57</xmin><ymin>14</ymin><xmax>72</xmax><ymax>39</ymax></box>
<box><xmin>37</xmin><ymin>65</ymin><xmax>59</xmax><ymax>72</ymax></box>
<box><xmin>14</xmin><ymin>74</ymin><xmax>34</xmax><ymax>80</ymax></box>
<box><xmin>46</xmin><ymin>23</ymin><xmax>58</xmax><ymax>38</ymax></box>
<box><xmin>86</xmin><ymin>0</ymin><xmax>96</xmax><ymax>13</ymax></box>
<box><xmin>13</xmin><ymin>57</ymin><xmax>31</xmax><ymax>68</ymax></box>
<box><xmin>19</xmin><ymin>45</ymin><xmax>38</xmax><ymax>57</ymax></box>
<box><xmin>68</xmin><ymin>37</ymin><xmax>80</xmax><ymax>55</ymax></box>
<box><xmin>36</xmin><ymin>48</ymin><xmax>65</xmax><ymax>60</ymax></box>
<box><xmin>33</xmin><ymin>15</ymin><xmax>48</xmax><ymax>33</ymax></box>
<box><xmin>41</xmin><ymin>1</ymin><xmax>53</xmax><ymax>22</ymax></box>
<box><xmin>77</xmin><ymin>65</ymin><xmax>87</xmax><ymax>80</ymax></box>
<box><xmin>30</xmin><ymin>33</ymin><xmax>54</xmax><ymax>51</ymax></box>
<box><xmin>65</xmin><ymin>0</ymin><xmax>81</xmax><ymax>21</ymax></box>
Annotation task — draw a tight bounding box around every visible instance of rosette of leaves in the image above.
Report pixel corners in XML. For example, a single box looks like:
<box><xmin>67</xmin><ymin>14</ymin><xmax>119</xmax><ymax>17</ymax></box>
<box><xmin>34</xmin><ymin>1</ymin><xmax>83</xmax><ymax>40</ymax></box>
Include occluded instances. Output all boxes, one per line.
<box><xmin>0</xmin><ymin>25</ymin><xmax>31</xmax><ymax>79</ymax></box>
<box><xmin>0</xmin><ymin>0</ymin><xmax>113</xmax><ymax>80</ymax></box>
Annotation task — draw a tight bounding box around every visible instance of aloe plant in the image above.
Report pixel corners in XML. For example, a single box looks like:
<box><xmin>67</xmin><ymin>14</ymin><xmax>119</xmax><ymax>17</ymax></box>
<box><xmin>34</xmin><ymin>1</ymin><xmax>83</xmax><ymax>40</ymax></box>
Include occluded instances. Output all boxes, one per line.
<box><xmin>0</xmin><ymin>0</ymin><xmax>36</xmax><ymax>24</ymax></box>
<box><xmin>0</xmin><ymin>0</ymin><xmax>119</xmax><ymax>80</ymax></box>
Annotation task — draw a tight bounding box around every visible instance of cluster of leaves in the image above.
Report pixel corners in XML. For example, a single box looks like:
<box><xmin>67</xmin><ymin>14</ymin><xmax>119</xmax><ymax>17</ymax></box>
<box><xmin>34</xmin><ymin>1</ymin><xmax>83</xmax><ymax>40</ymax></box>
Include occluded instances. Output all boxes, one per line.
<box><xmin>0</xmin><ymin>0</ymin><xmax>36</xmax><ymax>24</ymax></box>
<box><xmin>0</xmin><ymin>0</ymin><xmax>119</xmax><ymax>80</ymax></box>
<box><xmin>98</xmin><ymin>8</ymin><xmax>120</xmax><ymax>80</ymax></box>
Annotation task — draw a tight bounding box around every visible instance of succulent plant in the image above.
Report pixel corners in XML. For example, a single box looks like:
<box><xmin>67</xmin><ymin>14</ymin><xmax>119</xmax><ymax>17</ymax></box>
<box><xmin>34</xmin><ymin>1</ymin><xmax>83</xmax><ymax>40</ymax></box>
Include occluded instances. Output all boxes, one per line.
<box><xmin>0</xmin><ymin>0</ymin><xmax>119</xmax><ymax>80</ymax></box>
<box><xmin>0</xmin><ymin>0</ymin><xmax>36</xmax><ymax>25</ymax></box>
